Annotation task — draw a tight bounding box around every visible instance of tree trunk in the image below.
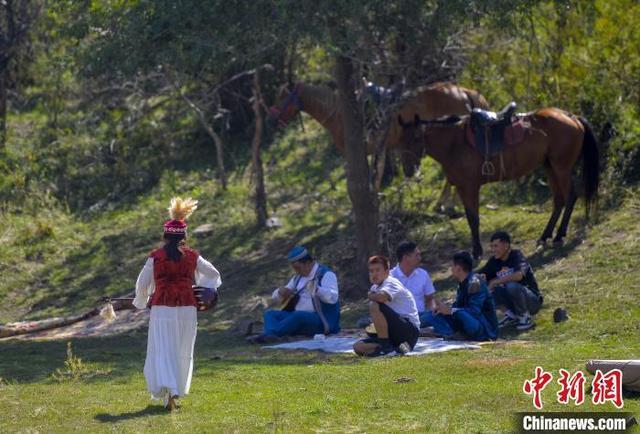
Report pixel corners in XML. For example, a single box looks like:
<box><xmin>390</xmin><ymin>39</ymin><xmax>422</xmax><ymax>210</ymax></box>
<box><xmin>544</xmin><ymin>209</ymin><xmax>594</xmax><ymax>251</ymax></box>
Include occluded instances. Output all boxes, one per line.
<box><xmin>210</xmin><ymin>128</ymin><xmax>227</xmax><ymax>190</ymax></box>
<box><xmin>0</xmin><ymin>73</ymin><xmax>6</xmax><ymax>148</ymax></box>
<box><xmin>334</xmin><ymin>53</ymin><xmax>380</xmax><ymax>285</ymax></box>
<box><xmin>372</xmin><ymin>122</ymin><xmax>393</xmax><ymax>191</ymax></box>
<box><xmin>179</xmin><ymin>91</ymin><xmax>227</xmax><ymax>189</ymax></box>
<box><xmin>251</xmin><ymin>71</ymin><xmax>268</xmax><ymax>227</ymax></box>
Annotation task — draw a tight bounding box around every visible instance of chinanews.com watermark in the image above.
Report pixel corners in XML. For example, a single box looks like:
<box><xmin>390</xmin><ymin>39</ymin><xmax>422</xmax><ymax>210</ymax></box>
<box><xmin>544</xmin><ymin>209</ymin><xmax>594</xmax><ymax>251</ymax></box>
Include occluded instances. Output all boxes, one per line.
<box><xmin>514</xmin><ymin>367</ymin><xmax>637</xmax><ymax>432</ymax></box>
<box><xmin>516</xmin><ymin>413</ymin><xmax>635</xmax><ymax>433</ymax></box>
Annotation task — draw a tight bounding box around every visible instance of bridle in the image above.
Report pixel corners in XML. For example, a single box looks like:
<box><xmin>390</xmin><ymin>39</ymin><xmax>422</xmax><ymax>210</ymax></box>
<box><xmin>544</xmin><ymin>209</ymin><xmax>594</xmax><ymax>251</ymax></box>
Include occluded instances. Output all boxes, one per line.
<box><xmin>268</xmin><ymin>83</ymin><xmax>303</xmax><ymax>128</ymax></box>
<box><xmin>398</xmin><ymin>115</ymin><xmax>427</xmax><ymax>157</ymax></box>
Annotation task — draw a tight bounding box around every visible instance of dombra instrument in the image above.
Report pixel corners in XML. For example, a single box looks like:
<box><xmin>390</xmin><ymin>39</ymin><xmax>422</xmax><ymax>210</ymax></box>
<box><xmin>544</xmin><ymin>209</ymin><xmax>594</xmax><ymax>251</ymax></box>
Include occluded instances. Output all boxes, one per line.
<box><xmin>101</xmin><ymin>285</ymin><xmax>219</xmax><ymax>313</ymax></box>
<box><xmin>279</xmin><ymin>279</ymin><xmax>317</xmax><ymax>311</ymax></box>
<box><xmin>192</xmin><ymin>286</ymin><xmax>218</xmax><ymax>311</ymax></box>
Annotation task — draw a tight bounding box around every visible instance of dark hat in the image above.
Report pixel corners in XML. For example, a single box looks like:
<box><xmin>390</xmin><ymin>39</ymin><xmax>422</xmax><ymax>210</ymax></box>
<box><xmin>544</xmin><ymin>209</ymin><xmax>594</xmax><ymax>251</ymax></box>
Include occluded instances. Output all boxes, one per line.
<box><xmin>553</xmin><ymin>307</ymin><xmax>569</xmax><ymax>323</ymax></box>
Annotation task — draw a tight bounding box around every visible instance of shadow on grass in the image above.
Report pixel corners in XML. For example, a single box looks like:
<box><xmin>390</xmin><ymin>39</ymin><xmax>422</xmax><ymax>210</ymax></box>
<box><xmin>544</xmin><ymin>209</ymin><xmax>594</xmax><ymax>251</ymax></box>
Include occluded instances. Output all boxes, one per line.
<box><xmin>94</xmin><ymin>405</ymin><xmax>167</xmax><ymax>423</ymax></box>
<box><xmin>0</xmin><ymin>335</ymin><xmax>145</xmax><ymax>383</ymax></box>
<box><xmin>0</xmin><ymin>327</ymin><xmax>362</xmax><ymax>385</ymax></box>
<box><xmin>527</xmin><ymin>230</ymin><xmax>585</xmax><ymax>271</ymax></box>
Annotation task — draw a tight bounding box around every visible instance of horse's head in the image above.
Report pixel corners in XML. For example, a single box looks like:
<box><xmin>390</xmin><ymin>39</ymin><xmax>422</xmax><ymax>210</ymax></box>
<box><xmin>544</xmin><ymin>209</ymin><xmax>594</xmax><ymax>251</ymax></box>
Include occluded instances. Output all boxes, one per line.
<box><xmin>268</xmin><ymin>82</ymin><xmax>303</xmax><ymax>128</ymax></box>
<box><xmin>397</xmin><ymin>114</ymin><xmax>425</xmax><ymax>176</ymax></box>
<box><xmin>397</xmin><ymin>113</ymin><xmax>464</xmax><ymax>176</ymax></box>
<box><xmin>397</xmin><ymin>114</ymin><xmax>424</xmax><ymax>145</ymax></box>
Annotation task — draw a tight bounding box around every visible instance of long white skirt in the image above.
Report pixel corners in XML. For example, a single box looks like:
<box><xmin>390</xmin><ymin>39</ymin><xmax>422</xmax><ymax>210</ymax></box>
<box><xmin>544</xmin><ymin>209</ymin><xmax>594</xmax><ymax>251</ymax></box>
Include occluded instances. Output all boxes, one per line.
<box><xmin>144</xmin><ymin>306</ymin><xmax>197</xmax><ymax>400</ymax></box>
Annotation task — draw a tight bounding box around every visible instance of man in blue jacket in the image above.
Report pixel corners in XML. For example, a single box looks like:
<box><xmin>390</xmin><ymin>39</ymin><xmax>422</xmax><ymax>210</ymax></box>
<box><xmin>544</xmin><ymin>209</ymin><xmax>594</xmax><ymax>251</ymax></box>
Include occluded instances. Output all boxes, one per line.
<box><xmin>422</xmin><ymin>251</ymin><xmax>498</xmax><ymax>341</ymax></box>
<box><xmin>247</xmin><ymin>246</ymin><xmax>340</xmax><ymax>343</ymax></box>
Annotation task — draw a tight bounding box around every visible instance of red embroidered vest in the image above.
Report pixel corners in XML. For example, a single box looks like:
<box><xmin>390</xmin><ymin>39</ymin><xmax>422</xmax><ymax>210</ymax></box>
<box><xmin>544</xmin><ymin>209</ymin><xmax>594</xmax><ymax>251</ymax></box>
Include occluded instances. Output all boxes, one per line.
<box><xmin>148</xmin><ymin>247</ymin><xmax>199</xmax><ymax>307</ymax></box>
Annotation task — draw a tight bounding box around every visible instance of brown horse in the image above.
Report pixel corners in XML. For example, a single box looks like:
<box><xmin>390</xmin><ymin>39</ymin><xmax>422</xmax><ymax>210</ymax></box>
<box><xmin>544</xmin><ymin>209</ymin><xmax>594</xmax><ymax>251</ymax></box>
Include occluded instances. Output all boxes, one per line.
<box><xmin>268</xmin><ymin>81</ymin><xmax>489</xmax><ymax>174</ymax></box>
<box><xmin>269</xmin><ymin>81</ymin><xmax>489</xmax><ymax>206</ymax></box>
<box><xmin>398</xmin><ymin>108</ymin><xmax>600</xmax><ymax>259</ymax></box>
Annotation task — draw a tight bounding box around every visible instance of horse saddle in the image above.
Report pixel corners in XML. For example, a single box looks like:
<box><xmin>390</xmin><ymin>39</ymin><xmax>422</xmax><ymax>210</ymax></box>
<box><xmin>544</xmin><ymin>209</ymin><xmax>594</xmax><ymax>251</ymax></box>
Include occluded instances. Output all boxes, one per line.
<box><xmin>467</xmin><ymin>102</ymin><xmax>525</xmax><ymax>156</ymax></box>
<box><xmin>363</xmin><ymin>81</ymin><xmax>400</xmax><ymax>106</ymax></box>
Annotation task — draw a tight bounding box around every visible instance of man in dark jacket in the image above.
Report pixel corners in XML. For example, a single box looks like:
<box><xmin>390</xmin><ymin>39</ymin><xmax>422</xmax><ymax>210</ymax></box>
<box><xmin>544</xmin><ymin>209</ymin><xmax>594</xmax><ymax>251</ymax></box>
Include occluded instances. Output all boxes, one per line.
<box><xmin>477</xmin><ymin>231</ymin><xmax>543</xmax><ymax>331</ymax></box>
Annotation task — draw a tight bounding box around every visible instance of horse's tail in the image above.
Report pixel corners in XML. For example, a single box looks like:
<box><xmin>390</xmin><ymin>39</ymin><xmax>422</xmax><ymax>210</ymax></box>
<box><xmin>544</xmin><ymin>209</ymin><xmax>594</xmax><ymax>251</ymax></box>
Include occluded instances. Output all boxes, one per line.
<box><xmin>578</xmin><ymin>116</ymin><xmax>600</xmax><ymax>219</ymax></box>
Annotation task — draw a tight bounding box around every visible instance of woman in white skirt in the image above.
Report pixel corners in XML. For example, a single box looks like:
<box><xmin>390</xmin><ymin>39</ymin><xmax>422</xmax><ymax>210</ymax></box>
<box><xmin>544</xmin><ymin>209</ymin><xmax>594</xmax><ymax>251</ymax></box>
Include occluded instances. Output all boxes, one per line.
<box><xmin>133</xmin><ymin>197</ymin><xmax>221</xmax><ymax>411</ymax></box>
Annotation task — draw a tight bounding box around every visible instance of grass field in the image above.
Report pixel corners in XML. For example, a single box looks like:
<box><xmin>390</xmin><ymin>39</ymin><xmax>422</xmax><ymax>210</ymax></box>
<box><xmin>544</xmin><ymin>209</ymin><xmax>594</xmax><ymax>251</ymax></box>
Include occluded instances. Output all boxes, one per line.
<box><xmin>1</xmin><ymin>120</ymin><xmax>639</xmax><ymax>432</ymax></box>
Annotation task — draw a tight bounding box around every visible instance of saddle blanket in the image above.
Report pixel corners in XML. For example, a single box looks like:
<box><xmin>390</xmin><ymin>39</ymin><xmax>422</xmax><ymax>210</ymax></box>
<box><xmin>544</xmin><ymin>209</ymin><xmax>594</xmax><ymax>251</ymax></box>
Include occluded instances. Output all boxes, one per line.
<box><xmin>466</xmin><ymin>116</ymin><xmax>529</xmax><ymax>156</ymax></box>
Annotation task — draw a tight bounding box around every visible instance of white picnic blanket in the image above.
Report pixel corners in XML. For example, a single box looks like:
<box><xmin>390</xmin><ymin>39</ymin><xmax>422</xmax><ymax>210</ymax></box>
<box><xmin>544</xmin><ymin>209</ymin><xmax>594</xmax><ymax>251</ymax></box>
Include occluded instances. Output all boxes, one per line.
<box><xmin>263</xmin><ymin>336</ymin><xmax>480</xmax><ymax>356</ymax></box>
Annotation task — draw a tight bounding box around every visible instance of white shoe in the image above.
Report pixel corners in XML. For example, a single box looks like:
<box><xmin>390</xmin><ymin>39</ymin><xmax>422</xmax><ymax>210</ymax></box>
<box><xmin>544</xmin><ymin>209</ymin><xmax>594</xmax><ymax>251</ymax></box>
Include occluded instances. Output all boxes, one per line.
<box><xmin>397</xmin><ymin>342</ymin><xmax>412</xmax><ymax>355</ymax></box>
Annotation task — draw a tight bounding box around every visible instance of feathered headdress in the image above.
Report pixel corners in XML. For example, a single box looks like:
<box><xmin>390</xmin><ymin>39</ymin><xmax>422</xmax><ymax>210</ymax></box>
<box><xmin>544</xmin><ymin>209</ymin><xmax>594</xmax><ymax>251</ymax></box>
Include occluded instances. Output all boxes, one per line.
<box><xmin>163</xmin><ymin>197</ymin><xmax>198</xmax><ymax>234</ymax></box>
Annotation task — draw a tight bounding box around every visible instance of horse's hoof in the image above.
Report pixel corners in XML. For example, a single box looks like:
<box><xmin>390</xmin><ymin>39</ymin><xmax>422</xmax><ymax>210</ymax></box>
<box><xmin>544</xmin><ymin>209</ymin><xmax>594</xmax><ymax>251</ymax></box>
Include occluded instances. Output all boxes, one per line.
<box><xmin>552</xmin><ymin>239</ymin><xmax>564</xmax><ymax>248</ymax></box>
<box><xmin>535</xmin><ymin>241</ymin><xmax>546</xmax><ymax>253</ymax></box>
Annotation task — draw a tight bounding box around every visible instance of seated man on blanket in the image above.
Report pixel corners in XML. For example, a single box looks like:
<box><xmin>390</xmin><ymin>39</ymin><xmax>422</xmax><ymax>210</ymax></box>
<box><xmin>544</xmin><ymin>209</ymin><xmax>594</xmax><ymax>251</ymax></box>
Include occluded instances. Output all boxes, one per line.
<box><xmin>476</xmin><ymin>231</ymin><xmax>543</xmax><ymax>331</ymax></box>
<box><xmin>390</xmin><ymin>241</ymin><xmax>436</xmax><ymax>328</ymax></box>
<box><xmin>353</xmin><ymin>255</ymin><xmax>420</xmax><ymax>357</ymax></box>
<box><xmin>422</xmin><ymin>251</ymin><xmax>498</xmax><ymax>341</ymax></box>
<box><xmin>247</xmin><ymin>246</ymin><xmax>340</xmax><ymax>344</ymax></box>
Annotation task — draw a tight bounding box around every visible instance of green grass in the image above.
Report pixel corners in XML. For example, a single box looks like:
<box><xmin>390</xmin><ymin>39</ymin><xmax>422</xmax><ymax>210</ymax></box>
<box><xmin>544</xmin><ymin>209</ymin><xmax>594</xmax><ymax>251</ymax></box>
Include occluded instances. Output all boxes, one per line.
<box><xmin>1</xmin><ymin>119</ymin><xmax>639</xmax><ymax>432</ymax></box>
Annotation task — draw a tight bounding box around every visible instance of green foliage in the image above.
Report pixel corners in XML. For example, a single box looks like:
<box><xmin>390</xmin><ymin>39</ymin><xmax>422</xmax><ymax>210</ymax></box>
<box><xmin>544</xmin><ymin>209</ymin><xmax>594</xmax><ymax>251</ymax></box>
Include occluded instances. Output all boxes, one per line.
<box><xmin>462</xmin><ymin>0</ymin><xmax>640</xmax><ymax>191</ymax></box>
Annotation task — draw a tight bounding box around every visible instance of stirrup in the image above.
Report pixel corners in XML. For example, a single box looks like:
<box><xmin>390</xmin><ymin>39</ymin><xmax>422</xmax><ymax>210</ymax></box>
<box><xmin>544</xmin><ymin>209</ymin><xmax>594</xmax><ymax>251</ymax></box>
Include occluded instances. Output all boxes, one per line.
<box><xmin>482</xmin><ymin>160</ymin><xmax>495</xmax><ymax>176</ymax></box>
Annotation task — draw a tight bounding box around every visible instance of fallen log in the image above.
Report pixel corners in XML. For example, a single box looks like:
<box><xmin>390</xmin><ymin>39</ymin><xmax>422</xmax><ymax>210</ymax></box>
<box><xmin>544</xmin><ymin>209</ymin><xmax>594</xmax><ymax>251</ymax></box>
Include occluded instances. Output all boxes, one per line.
<box><xmin>0</xmin><ymin>294</ymin><xmax>136</xmax><ymax>338</ymax></box>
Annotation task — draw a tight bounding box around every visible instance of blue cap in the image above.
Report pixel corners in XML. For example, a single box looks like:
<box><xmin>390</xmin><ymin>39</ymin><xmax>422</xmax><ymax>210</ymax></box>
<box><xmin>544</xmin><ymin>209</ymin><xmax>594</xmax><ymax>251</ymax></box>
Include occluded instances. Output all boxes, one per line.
<box><xmin>287</xmin><ymin>246</ymin><xmax>309</xmax><ymax>262</ymax></box>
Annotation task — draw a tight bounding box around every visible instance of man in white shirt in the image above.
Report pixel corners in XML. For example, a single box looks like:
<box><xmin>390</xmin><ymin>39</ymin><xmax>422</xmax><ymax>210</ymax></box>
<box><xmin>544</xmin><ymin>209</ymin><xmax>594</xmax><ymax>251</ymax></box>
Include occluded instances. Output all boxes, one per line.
<box><xmin>353</xmin><ymin>255</ymin><xmax>420</xmax><ymax>357</ymax></box>
<box><xmin>247</xmin><ymin>246</ymin><xmax>340</xmax><ymax>344</ymax></box>
<box><xmin>390</xmin><ymin>241</ymin><xmax>436</xmax><ymax>328</ymax></box>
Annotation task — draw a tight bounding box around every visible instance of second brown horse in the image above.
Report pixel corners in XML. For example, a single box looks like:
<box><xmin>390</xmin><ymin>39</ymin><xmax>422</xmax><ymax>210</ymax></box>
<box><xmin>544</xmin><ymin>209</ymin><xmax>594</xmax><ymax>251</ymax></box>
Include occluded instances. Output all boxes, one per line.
<box><xmin>399</xmin><ymin>108</ymin><xmax>600</xmax><ymax>259</ymax></box>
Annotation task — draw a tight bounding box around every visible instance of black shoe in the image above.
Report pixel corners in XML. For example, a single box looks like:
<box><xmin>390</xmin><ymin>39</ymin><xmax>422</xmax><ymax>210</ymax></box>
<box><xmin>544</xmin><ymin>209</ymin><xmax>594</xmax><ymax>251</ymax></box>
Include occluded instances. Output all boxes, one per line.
<box><xmin>245</xmin><ymin>334</ymin><xmax>263</xmax><ymax>344</ymax></box>
<box><xmin>246</xmin><ymin>334</ymin><xmax>280</xmax><ymax>344</ymax></box>
<box><xmin>365</xmin><ymin>342</ymin><xmax>396</xmax><ymax>357</ymax></box>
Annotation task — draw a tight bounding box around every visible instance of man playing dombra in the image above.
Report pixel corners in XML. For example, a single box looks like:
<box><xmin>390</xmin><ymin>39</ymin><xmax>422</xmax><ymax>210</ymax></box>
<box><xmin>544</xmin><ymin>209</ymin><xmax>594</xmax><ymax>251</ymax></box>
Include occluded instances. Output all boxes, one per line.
<box><xmin>247</xmin><ymin>246</ymin><xmax>340</xmax><ymax>343</ymax></box>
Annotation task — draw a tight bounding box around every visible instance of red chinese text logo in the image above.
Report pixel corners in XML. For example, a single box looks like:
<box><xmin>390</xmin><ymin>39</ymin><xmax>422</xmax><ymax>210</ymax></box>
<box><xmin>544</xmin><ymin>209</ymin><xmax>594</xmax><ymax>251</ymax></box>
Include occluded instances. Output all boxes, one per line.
<box><xmin>523</xmin><ymin>366</ymin><xmax>554</xmax><ymax>410</ymax></box>
<box><xmin>592</xmin><ymin>369</ymin><xmax>623</xmax><ymax>408</ymax></box>
<box><xmin>557</xmin><ymin>369</ymin><xmax>586</xmax><ymax>405</ymax></box>
<box><xmin>523</xmin><ymin>368</ymin><xmax>623</xmax><ymax>409</ymax></box>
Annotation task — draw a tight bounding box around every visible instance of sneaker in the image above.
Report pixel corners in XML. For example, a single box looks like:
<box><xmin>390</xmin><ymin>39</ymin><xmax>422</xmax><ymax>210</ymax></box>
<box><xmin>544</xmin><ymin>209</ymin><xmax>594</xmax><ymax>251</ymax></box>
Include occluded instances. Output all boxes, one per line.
<box><xmin>498</xmin><ymin>315</ymin><xmax>519</xmax><ymax>328</ymax></box>
<box><xmin>397</xmin><ymin>342</ymin><xmax>412</xmax><ymax>355</ymax></box>
<box><xmin>516</xmin><ymin>316</ymin><xmax>535</xmax><ymax>331</ymax></box>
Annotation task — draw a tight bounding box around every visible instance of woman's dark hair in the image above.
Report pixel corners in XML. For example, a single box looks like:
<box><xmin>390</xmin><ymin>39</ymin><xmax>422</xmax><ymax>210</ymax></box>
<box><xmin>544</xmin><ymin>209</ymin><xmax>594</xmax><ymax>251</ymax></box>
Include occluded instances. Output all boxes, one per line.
<box><xmin>163</xmin><ymin>233</ymin><xmax>186</xmax><ymax>261</ymax></box>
